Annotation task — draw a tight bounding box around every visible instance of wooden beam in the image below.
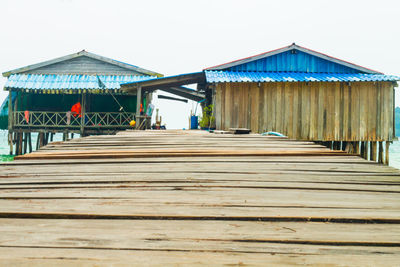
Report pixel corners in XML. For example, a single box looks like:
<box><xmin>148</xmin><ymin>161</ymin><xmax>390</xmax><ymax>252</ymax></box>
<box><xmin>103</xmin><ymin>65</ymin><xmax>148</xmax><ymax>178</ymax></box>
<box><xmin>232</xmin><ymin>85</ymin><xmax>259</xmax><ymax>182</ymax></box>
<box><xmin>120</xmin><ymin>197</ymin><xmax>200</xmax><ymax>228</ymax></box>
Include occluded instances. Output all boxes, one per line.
<box><xmin>121</xmin><ymin>72</ymin><xmax>205</xmax><ymax>92</ymax></box>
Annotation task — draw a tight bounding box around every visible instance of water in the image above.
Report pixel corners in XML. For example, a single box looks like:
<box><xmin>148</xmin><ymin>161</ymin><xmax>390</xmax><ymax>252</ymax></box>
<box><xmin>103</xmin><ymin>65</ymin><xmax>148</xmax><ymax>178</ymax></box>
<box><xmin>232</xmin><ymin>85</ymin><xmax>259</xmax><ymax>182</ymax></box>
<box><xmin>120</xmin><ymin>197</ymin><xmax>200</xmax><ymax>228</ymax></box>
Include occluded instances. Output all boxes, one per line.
<box><xmin>1</xmin><ymin>129</ymin><xmax>400</xmax><ymax>169</ymax></box>
<box><xmin>0</xmin><ymin>130</ymin><xmax>65</xmax><ymax>162</ymax></box>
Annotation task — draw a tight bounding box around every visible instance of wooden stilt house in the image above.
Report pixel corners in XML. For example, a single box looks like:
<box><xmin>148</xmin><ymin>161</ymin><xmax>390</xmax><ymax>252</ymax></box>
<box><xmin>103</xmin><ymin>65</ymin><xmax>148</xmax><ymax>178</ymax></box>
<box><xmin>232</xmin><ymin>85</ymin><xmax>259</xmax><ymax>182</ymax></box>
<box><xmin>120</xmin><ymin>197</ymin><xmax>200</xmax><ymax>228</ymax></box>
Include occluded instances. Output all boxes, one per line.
<box><xmin>0</xmin><ymin>50</ymin><xmax>162</xmax><ymax>155</ymax></box>
<box><xmin>121</xmin><ymin>43</ymin><xmax>399</xmax><ymax>164</ymax></box>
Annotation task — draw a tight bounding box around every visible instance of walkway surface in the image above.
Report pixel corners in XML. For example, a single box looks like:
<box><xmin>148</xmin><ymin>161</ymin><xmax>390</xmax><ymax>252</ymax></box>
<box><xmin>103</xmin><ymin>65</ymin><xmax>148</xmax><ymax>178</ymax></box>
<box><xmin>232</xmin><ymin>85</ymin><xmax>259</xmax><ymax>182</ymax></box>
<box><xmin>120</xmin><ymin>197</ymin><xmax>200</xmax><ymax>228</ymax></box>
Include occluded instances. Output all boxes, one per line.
<box><xmin>0</xmin><ymin>130</ymin><xmax>400</xmax><ymax>266</ymax></box>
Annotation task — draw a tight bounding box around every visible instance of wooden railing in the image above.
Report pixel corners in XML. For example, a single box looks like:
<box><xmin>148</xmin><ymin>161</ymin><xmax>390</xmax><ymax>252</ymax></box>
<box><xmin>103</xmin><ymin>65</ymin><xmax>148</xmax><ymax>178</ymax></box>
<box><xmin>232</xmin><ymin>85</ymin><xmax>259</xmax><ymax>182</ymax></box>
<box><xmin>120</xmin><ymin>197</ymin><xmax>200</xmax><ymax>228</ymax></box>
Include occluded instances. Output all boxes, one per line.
<box><xmin>13</xmin><ymin>111</ymin><xmax>136</xmax><ymax>129</ymax></box>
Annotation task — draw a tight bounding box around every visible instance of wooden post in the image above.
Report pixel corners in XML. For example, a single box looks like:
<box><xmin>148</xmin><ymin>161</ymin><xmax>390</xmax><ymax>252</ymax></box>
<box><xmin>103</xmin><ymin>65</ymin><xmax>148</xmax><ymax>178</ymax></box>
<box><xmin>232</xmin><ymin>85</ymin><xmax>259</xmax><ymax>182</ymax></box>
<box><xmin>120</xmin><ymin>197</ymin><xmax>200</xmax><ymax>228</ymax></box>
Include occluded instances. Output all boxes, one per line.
<box><xmin>355</xmin><ymin>142</ymin><xmax>360</xmax><ymax>155</ymax></box>
<box><xmin>360</xmin><ymin>142</ymin><xmax>365</xmax><ymax>158</ymax></box>
<box><xmin>28</xmin><ymin>133</ymin><xmax>32</xmax><ymax>153</ymax></box>
<box><xmin>17</xmin><ymin>133</ymin><xmax>23</xmax><ymax>155</ymax></box>
<box><xmin>81</xmin><ymin>93</ymin><xmax>86</xmax><ymax>136</ymax></box>
<box><xmin>50</xmin><ymin>133</ymin><xmax>54</xmax><ymax>142</ymax></box>
<box><xmin>15</xmin><ymin>133</ymin><xmax>20</xmax><ymax>155</ymax></box>
<box><xmin>385</xmin><ymin>141</ymin><xmax>390</xmax><ymax>165</ymax></box>
<box><xmin>378</xmin><ymin>141</ymin><xmax>384</xmax><ymax>164</ymax></box>
<box><xmin>370</xmin><ymin>142</ymin><xmax>377</xmax><ymax>162</ymax></box>
<box><xmin>341</xmin><ymin>141</ymin><xmax>347</xmax><ymax>151</ymax></box>
<box><xmin>36</xmin><ymin>133</ymin><xmax>40</xmax><ymax>150</ymax></box>
<box><xmin>8</xmin><ymin>132</ymin><xmax>13</xmax><ymax>155</ymax></box>
<box><xmin>23</xmin><ymin>132</ymin><xmax>27</xmax><ymax>154</ymax></box>
<box><xmin>63</xmin><ymin>132</ymin><xmax>67</xmax><ymax>141</ymax></box>
<box><xmin>364</xmin><ymin>141</ymin><xmax>369</xmax><ymax>160</ymax></box>
<box><xmin>136</xmin><ymin>86</ymin><xmax>142</xmax><ymax>129</ymax></box>
<box><xmin>8</xmin><ymin>90</ymin><xmax>14</xmax><ymax>155</ymax></box>
<box><xmin>45</xmin><ymin>132</ymin><xmax>50</xmax><ymax>145</ymax></box>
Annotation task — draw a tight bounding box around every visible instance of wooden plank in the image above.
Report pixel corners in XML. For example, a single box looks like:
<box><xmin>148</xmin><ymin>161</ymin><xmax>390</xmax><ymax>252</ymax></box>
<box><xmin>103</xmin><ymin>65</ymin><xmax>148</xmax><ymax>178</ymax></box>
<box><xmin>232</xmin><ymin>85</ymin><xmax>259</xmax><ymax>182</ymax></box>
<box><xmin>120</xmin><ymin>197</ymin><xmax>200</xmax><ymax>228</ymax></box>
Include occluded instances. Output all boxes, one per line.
<box><xmin>1</xmin><ymin>246</ymin><xmax>399</xmax><ymax>266</ymax></box>
<box><xmin>0</xmin><ymin>219</ymin><xmax>399</xmax><ymax>248</ymax></box>
<box><xmin>1</xmin><ymin>130</ymin><xmax>400</xmax><ymax>265</ymax></box>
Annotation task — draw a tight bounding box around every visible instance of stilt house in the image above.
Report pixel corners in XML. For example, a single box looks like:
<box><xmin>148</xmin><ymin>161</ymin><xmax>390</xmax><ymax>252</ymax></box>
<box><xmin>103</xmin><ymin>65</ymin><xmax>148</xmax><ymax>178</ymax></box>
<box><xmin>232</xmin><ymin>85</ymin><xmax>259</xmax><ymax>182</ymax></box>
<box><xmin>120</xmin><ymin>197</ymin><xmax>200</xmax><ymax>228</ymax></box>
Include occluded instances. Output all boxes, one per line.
<box><xmin>1</xmin><ymin>50</ymin><xmax>162</xmax><ymax>154</ymax></box>
<box><xmin>121</xmin><ymin>43</ymin><xmax>399</xmax><ymax>163</ymax></box>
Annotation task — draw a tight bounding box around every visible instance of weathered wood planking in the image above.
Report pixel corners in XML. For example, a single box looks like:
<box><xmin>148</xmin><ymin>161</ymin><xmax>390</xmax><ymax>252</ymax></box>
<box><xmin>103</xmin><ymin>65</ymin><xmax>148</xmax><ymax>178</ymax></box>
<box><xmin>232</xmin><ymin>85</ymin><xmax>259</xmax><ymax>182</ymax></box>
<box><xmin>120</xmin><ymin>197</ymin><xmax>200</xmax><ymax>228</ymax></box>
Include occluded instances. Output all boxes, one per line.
<box><xmin>0</xmin><ymin>130</ymin><xmax>400</xmax><ymax>265</ymax></box>
<box><xmin>214</xmin><ymin>81</ymin><xmax>395</xmax><ymax>141</ymax></box>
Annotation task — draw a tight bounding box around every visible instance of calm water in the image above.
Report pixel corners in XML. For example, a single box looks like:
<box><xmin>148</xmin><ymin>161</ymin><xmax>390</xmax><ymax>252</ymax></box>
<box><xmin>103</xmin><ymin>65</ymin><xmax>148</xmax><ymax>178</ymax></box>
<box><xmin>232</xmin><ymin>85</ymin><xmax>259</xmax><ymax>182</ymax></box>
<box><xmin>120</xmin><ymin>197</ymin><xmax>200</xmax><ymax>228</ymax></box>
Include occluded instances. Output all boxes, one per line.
<box><xmin>1</xmin><ymin>129</ymin><xmax>400</xmax><ymax>169</ymax></box>
<box><xmin>0</xmin><ymin>130</ymin><xmax>65</xmax><ymax>162</ymax></box>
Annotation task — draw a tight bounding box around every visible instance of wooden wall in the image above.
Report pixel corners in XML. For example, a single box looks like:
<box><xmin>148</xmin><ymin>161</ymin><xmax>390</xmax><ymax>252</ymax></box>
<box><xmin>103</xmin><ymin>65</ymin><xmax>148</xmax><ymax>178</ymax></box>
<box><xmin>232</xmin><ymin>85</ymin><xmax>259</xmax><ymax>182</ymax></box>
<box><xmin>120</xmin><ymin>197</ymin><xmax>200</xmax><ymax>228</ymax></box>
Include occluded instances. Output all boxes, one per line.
<box><xmin>213</xmin><ymin>81</ymin><xmax>395</xmax><ymax>141</ymax></box>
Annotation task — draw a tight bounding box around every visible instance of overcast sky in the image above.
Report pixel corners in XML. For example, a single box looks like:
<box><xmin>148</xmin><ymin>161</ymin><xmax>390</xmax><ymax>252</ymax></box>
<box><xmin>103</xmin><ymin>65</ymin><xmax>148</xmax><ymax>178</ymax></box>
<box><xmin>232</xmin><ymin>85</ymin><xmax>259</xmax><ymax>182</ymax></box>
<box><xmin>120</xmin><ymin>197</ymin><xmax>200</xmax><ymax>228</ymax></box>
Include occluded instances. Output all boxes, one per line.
<box><xmin>1</xmin><ymin>0</ymin><xmax>399</xmax><ymax>129</ymax></box>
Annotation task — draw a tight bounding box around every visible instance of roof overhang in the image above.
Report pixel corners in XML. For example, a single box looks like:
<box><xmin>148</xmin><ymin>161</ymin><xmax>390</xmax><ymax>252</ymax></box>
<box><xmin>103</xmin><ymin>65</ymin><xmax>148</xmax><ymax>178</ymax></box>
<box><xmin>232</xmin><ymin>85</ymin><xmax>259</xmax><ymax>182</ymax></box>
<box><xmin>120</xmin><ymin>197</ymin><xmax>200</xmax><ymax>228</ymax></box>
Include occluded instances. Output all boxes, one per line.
<box><xmin>204</xmin><ymin>71</ymin><xmax>400</xmax><ymax>83</ymax></box>
<box><xmin>121</xmin><ymin>72</ymin><xmax>206</xmax><ymax>102</ymax></box>
<box><xmin>121</xmin><ymin>72</ymin><xmax>205</xmax><ymax>91</ymax></box>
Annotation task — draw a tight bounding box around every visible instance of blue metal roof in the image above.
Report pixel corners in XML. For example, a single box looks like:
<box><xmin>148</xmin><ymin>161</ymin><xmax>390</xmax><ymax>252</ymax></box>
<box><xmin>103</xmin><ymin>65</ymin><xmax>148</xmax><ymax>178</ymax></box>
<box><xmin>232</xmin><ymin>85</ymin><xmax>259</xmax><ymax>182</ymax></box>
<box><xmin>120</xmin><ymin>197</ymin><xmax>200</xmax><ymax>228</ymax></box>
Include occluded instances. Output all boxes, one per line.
<box><xmin>225</xmin><ymin>50</ymin><xmax>362</xmax><ymax>73</ymax></box>
<box><xmin>205</xmin><ymin>44</ymin><xmax>381</xmax><ymax>74</ymax></box>
<box><xmin>5</xmin><ymin>74</ymin><xmax>157</xmax><ymax>91</ymax></box>
<box><xmin>205</xmin><ymin>71</ymin><xmax>400</xmax><ymax>83</ymax></box>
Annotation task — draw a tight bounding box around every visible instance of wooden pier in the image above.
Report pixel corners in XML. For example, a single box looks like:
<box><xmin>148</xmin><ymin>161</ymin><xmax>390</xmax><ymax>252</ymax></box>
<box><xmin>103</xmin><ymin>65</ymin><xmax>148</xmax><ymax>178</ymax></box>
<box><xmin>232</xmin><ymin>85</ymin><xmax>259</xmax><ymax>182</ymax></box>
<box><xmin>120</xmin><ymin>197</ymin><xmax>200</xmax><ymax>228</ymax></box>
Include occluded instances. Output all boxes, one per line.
<box><xmin>0</xmin><ymin>130</ymin><xmax>400</xmax><ymax>266</ymax></box>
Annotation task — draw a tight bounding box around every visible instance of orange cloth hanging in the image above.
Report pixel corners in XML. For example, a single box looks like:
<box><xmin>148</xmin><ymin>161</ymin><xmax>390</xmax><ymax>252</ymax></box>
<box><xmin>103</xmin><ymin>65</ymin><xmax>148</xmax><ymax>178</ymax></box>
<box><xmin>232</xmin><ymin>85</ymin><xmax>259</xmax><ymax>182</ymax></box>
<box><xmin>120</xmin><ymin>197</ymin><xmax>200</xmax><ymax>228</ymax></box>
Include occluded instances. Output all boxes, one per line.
<box><xmin>71</xmin><ymin>102</ymin><xmax>82</xmax><ymax>118</ymax></box>
<box><xmin>24</xmin><ymin>110</ymin><xmax>29</xmax><ymax>123</ymax></box>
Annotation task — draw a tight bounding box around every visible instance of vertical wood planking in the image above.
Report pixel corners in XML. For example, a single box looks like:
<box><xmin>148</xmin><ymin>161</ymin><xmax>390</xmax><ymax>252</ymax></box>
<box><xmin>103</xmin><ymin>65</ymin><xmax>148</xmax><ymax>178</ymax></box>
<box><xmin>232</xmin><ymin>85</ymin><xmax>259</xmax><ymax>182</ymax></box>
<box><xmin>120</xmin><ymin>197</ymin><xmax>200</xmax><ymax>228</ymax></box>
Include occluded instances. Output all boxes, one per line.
<box><xmin>285</xmin><ymin>83</ymin><xmax>293</xmax><ymax>138</ymax></box>
<box><xmin>368</xmin><ymin>82</ymin><xmax>377</xmax><ymax>141</ymax></box>
<box><xmin>350</xmin><ymin>83</ymin><xmax>360</xmax><ymax>141</ymax></box>
<box><xmin>376</xmin><ymin>82</ymin><xmax>382</xmax><ymax>141</ymax></box>
<box><xmin>214</xmin><ymin>82</ymin><xmax>393</xmax><ymax>140</ymax></box>
<box><xmin>269</xmin><ymin>83</ymin><xmax>276</xmax><ymax>132</ymax></box>
<box><xmin>224</xmin><ymin>83</ymin><xmax>231</xmax><ymax>130</ymax></box>
<box><xmin>359</xmin><ymin>82</ymin><xmax>368</xmax><ymax>141</ymax></box>
<box><xmin>292</xmin><ymin>83</ymin><xmax>299</xmax><ymax>139</ymax></box>
<box><xmin>317</xmin><ymin>82</ymin><xmax>325</xmax><ymax>141</ymax></box>
<box><xmin>388</xmin><ymin>83</ymin><xmax>394</xmax><ymax>141</ymax></box>
<box><xmin>214</xmin><ymin>84</ymin><xmax>221</xmax><ymax>130</ymax></box>
<box><xmin>275</xmin><ymin>83</ymin><xmax>282</xmax><ymax>134</ymax></box>
<box><xmin>343</xmin><ymin>82</ymin><xmax>351</xmax><ymax>141</ymax></box>
<box><xmin>258</xmin><ymin>84</ymin><xmax>265</xmax><ymax>132</ymax></box>
<box><xmin>301</xmin><ymin>82</ymin><xmax>310</xmax><ymax>140</ymax></box>
<box><xmin>309</xmin><ymin>83</ymin><xmax>317</xmax><ymax>140</ymax></box>
<box><xmin>334</xmin><ymin>82</ymin><xmax>341</xmax><ymax>140</ymax></box>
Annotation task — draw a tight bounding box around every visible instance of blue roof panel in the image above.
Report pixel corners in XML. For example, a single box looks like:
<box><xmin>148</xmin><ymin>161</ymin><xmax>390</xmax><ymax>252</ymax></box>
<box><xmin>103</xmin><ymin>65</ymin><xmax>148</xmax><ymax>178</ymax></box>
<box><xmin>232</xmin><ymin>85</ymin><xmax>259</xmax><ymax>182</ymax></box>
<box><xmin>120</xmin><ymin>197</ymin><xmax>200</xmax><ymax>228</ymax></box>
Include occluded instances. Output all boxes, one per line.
<box><xmin>205</xmin><ymin>71</ymin><xmax>400</xmax><ymax>83</ymax></box>
<box><xmin>5</xmin><ymin>74</ymin><xmax>157</xmax><ymax>90</ymax></box>
<box><xmin>227</xmin><ymin>50</ymin><xmax>365</xmax><ymax>73</ymax></box>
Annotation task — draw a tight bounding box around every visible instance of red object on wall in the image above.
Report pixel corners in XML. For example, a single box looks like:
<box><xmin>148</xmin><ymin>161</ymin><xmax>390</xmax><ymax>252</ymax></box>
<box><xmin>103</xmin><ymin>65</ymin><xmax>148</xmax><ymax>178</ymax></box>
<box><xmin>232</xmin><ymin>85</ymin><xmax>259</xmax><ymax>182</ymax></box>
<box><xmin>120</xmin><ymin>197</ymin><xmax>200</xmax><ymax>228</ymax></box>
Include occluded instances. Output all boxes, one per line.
<box><xmin>71</xmin><ymin>102</ymin><xmax>82</xmax><ymax>118</ymax></box>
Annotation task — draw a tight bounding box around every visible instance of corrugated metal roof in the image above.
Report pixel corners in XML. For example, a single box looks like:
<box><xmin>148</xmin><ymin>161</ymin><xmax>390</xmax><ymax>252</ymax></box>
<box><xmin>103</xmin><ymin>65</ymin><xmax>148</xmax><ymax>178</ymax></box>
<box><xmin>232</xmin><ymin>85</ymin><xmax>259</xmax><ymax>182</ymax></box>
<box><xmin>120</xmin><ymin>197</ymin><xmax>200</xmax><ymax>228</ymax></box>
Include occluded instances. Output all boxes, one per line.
<box><xmin>5</xmin><ymin>74</ymin><xmax>157</xmax><ymax>91</ymax></box>
<box><xmin>205</xmin><ymin>43</ymin><xmax>381</xmax><ymax>74</ymax></box>
<box><xmin>224</xmin><ymin>50</ymin><xmax>363</xmax><ymax>73</ymax></box>
<box><xmin>205</xmin><ymin>71</ymin><xmax>400</xmax><ymax>83</ymax></box>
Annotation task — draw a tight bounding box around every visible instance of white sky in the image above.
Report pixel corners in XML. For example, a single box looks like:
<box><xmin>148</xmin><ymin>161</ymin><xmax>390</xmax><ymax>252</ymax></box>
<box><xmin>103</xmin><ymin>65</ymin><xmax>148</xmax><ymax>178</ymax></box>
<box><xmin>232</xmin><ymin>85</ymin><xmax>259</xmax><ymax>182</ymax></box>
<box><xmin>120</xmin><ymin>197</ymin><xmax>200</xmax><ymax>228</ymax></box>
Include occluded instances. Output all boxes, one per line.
<box><xmin>0</xmin><ymin>0</ymin><xmax>399</xmax><ymax>129</ymax></box>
